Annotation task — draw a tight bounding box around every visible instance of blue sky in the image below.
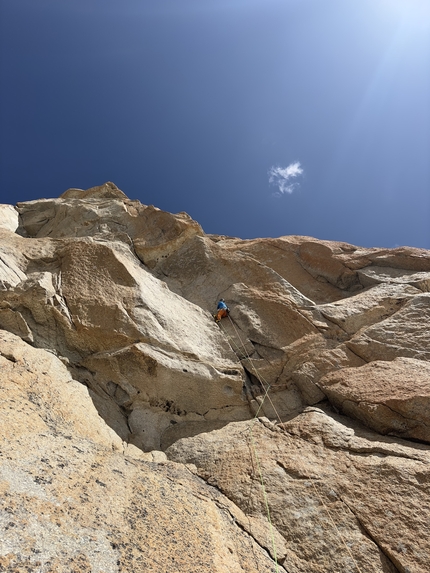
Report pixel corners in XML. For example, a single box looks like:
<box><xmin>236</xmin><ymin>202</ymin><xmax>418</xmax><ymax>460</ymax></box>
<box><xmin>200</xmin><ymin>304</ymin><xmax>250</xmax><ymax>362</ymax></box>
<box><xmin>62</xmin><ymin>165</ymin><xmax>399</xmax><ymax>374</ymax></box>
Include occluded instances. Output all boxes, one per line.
<box><xmin>1</xmin><ymin>0</ymin><xmax>429</xmax><ymax>248</ymax></box>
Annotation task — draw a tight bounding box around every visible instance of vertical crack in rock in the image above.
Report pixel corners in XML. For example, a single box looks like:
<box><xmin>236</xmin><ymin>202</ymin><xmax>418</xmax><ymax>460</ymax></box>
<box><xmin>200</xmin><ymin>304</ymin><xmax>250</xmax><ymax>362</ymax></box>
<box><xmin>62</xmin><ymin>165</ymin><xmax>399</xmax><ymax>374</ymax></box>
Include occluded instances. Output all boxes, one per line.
<box><xmin>339</xmin><ymin>496</ymin><xmax>402</xmax><ymax>573</ymax></box>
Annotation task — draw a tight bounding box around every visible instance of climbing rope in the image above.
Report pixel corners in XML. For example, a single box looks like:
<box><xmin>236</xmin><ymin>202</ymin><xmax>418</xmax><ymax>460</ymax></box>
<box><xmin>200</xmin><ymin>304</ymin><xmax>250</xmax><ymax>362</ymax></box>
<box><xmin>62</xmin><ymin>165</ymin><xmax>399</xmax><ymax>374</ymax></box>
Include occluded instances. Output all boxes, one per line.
<box><xmin>217</xmin><ymin>313</ymin><xmax>364</xmax><ymax>573</ymax></box>
<box><xmin>310</xmin><ymin>480</ymin><xmax>364</xmax><ymax>573</ymax></box>
<box><xmin>218</xmin><ymin>315</ymin><xmax>280</xmax><ymax>571</ymax></box>
<box><xmin>222</xmin><ymin>315</ymin><xmax>283</xmax><ymax>425</ymax></box>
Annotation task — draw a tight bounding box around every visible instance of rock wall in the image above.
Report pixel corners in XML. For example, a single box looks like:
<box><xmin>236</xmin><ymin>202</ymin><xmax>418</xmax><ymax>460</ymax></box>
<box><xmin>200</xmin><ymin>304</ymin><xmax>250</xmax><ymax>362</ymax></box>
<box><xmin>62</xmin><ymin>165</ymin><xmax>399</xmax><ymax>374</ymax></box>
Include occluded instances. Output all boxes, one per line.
<box><xmin>1</xmin><ymin>183</ymin><xmax>429</xmax><ymax>572</ymax></box>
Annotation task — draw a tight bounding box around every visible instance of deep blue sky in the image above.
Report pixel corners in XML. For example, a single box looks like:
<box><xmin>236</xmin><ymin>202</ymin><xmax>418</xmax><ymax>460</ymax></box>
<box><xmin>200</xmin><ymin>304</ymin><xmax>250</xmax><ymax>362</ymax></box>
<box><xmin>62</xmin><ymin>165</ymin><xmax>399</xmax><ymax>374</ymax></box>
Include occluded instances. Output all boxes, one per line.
<box><xmin>1</xmin><ymin>0</ymin><xmax>429</xmax><ymax>248</ymax></box>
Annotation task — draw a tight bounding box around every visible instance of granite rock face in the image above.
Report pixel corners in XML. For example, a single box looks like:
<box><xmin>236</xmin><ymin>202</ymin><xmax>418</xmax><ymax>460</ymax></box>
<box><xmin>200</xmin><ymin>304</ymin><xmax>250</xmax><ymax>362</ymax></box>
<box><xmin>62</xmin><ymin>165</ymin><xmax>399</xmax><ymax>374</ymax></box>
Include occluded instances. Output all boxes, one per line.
<box><xmin>1</xmin><ymin>182</ymin><xmax>430</xmax><ymax>572</ymax></box>
<box><xmin>319</xmin><ymin>357</ymin><xmax>430</xmax><ymax>442</ymax></box>
<box><xmin>167</xmin><ymin>410</ymin><xmax>430</xmax><ymax>573</ymax></box>
<box><xmin>0</xmin><ymin>330</ymin><xmax>280</xmax><ymax>573</ymax></box>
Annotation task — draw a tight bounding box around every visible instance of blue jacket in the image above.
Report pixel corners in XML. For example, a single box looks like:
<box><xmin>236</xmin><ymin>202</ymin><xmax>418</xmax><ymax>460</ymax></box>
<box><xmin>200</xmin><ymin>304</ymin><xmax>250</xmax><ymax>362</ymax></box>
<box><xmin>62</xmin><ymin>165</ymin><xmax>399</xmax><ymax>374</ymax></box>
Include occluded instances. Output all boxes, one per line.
<box><xmin>217</xmin><ymin>300</ymin><xmax>227</xmax><ymax>310</ymax></box>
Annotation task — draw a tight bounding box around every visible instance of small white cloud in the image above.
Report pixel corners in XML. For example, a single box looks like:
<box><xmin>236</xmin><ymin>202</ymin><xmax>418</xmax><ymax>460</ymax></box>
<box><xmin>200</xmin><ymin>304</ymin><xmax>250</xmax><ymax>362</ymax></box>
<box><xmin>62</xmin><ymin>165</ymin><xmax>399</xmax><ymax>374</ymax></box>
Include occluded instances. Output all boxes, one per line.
<box><xmin>268</xmin><ymin>161</ymin><xmax>303</xmax><ymax>196</ymax></box>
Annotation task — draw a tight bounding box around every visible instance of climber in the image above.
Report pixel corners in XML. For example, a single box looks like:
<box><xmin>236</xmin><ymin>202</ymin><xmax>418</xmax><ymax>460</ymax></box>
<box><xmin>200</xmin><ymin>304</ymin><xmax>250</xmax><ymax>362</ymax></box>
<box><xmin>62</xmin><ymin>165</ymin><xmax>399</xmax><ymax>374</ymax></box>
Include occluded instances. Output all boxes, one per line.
<box><xmin>214</xmin><ymin>299</ymin><xmax>229</xmax><ymax>323</ymax></box>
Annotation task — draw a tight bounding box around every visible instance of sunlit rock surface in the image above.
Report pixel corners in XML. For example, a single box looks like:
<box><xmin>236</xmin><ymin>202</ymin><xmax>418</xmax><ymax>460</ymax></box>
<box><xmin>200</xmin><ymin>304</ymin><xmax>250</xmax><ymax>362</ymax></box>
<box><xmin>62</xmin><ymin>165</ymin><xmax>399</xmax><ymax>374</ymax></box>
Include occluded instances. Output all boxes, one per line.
<box><xmin>1</xmin><ymin>182</ymin><xmax>429</xmax><ymax>572</ymax></box>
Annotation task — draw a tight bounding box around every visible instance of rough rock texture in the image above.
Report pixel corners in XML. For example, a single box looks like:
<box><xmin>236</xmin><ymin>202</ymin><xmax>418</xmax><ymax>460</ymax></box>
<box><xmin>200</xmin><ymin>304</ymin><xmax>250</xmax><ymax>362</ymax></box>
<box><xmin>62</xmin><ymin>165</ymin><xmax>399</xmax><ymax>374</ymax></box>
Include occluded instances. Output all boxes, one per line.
<box><xmin>0</xmin><ymin>330</ymin><xmax>281</xmax><ymax>573</ymax></box>
<box><xmin>167</xmin><ymin>410</ymin><xmax>430</xmax><ymax>573</ymax></box>
<box><xmin>319</xmin><ymin>358</ymin><xmax>430</xmax><ymax>442</ymax></box>
<box><xmin>1</xmin><ymin>182</ymin><xmax>430</xmax><ymax>571</ymax></box>
<box><xmin>2</xmin><ymin>187</ymin><xmax>245</xmax><ymax>451</ymax></box>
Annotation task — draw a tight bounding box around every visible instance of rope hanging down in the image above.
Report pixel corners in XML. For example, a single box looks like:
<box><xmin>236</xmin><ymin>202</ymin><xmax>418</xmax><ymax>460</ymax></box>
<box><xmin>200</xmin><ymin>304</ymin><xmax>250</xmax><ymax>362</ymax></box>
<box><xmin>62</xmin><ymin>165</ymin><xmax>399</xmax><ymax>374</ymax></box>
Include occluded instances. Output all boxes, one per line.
<box><xmin>217</xmin><ymin>314</ymin><xmax>364</xmax><ymax>573</ymax></box>
<box><xmin>222</xmin><ymin>316</ymin><xmax>283</xmax><ymax>424</ymax></box>
<box><xmin>218</xmin><ymin>316</ymin><xmax>280</xmax><ymax>572</ymax></box>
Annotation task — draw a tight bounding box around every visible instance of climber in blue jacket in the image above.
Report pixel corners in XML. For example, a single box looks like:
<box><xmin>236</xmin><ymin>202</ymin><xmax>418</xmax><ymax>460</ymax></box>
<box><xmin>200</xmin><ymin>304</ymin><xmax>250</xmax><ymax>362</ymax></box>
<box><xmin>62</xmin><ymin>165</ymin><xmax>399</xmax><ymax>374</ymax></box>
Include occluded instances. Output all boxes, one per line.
<box><xmin>215</xmin><ymin>299</ymin><xmax>229</xmax><ymax>323</ymax></box>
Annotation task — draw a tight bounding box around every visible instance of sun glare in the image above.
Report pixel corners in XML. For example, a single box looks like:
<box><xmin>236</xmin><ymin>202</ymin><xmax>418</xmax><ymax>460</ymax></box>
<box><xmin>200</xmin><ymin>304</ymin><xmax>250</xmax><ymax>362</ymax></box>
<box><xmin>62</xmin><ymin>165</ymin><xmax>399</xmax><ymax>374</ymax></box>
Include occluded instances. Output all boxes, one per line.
<box><xmin>381</xmin><ymin>0</ymin><xmax>430</xmax><ymax>26</ymax></box>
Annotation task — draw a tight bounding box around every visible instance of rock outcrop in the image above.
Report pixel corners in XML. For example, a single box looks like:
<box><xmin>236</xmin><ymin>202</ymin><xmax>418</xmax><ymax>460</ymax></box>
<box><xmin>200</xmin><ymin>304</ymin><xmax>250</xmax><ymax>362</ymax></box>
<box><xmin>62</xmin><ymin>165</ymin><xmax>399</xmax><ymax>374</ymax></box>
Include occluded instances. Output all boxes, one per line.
<box><xmin>167</xmin><ymin>410</ymin><xmax>430</xmax><ymax>573</ymax></box>
<box><xmin>319</xmin><ymin>357</ymin><xmax>430</xmax><ymax>442</ymax></box>
<box><xmin>1</xmin><ymin>182</ymin><xmax>429</xmax><ymax>572</ymax></box>
<box><xmin>0</xmin><ymin>330</ymin><xmax>279</xmax><ymax>573</ymax></box>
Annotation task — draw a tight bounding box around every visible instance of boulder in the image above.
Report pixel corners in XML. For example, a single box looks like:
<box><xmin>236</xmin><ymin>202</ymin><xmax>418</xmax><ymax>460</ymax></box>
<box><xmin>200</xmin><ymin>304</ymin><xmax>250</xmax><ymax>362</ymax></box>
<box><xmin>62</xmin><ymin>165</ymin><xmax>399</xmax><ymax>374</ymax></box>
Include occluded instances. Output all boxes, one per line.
<box><xmin>279</xmin><ymin>334</ymin><xmax>365</xmax><ymax>405</ymax></box>
<box><xmin>319</xmin><ymin>357</ymin><xmax>430</xmax><ymax>442</ymax></box>
<box><xmin>347</xmin><ymin>294</ymin><xmax>430</xmax><ymax>362</ymax></box>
